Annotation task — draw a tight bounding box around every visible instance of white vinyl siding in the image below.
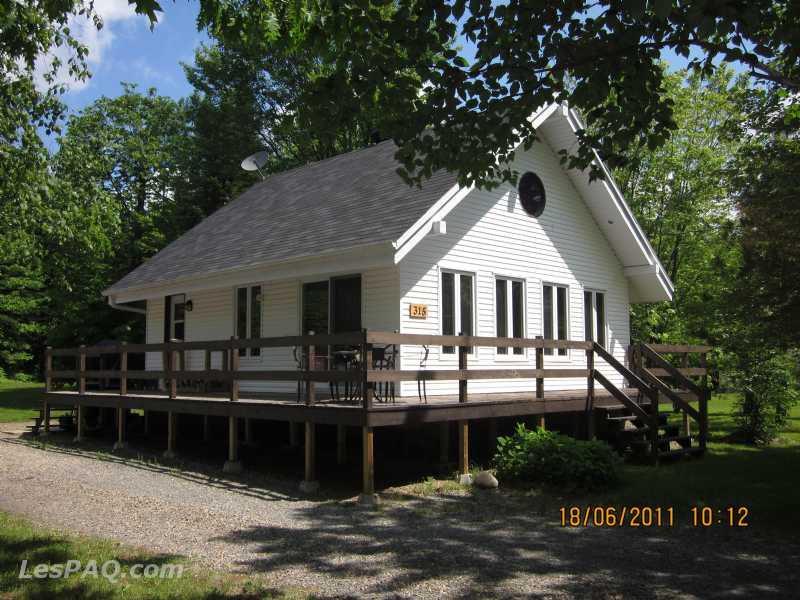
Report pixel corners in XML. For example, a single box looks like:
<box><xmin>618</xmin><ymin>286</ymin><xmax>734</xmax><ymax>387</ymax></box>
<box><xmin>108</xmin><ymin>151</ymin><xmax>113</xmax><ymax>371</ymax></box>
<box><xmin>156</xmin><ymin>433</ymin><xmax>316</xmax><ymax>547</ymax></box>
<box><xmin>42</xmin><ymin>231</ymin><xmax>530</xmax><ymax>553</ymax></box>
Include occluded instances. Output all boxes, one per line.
<box><xmin>398</xmin><ymin>136</ymin><xmax>631</xmax><ymax>396</ymax></box>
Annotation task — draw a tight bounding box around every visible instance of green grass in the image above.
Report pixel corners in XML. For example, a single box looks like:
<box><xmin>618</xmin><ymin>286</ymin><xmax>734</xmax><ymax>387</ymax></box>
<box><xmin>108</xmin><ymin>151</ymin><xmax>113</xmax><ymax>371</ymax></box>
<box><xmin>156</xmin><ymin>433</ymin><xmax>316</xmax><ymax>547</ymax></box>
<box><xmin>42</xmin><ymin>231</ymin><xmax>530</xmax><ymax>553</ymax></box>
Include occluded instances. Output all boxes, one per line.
<box><xmin>0</xmin><ymin>511</ymin><xmax>305</xmax><ymax>599</ymax></box>
<box><xmin>588</xmin><ymin>392</ymin><xmax>800</xmax><ymax>532</ymax></box>
<box><xmin>0</xmin><ymin>379</ymin><xmax>44</xmax><ymax>423</ymax></box>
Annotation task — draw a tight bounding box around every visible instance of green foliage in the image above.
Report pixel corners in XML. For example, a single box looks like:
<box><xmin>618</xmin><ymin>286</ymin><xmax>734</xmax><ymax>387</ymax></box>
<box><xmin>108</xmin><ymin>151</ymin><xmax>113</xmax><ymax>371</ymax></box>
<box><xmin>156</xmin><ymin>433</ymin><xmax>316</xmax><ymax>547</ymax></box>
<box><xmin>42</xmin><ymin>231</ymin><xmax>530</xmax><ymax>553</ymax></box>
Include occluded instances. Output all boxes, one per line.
<box><xmin>618</xmin><ymin>67</ymin><xmax>744</xmax><ymax>348</ymax></box>
<box><xmin>493</xmin><ymin>424</ymin><xmax>622</xmax><ymax>490</ymax></box>
<box><xmin>728</xmin><ymin>88</ymin><xmax>800</xmax><ymax>350</ymax></box>
<box><xmin>198</xmin><ymin>0</ymin><xmax>800</xmax><ymax>188</ymax></box>
<box><xmin>733</xmin><ymin>354</ymin><xmax>799</xmax><ymax>446</ymax></box>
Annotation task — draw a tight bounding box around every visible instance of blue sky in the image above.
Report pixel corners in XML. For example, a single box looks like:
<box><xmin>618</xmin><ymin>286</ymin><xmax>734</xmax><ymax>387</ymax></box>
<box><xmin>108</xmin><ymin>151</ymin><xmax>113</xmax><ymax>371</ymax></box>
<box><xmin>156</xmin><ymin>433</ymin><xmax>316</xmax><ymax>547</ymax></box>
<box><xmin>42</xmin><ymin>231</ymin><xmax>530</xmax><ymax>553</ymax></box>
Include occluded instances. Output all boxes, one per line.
<box><xmin>57</xmin><ymin>0</ymin><xmax>206</xmax><ymax>114</ymax></box>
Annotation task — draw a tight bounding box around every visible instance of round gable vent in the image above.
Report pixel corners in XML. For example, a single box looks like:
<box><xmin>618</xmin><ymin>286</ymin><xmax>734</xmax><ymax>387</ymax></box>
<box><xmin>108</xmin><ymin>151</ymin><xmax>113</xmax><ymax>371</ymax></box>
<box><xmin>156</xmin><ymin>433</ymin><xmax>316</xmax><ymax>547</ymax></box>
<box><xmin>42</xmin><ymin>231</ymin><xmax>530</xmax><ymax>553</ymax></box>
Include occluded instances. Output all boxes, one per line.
<box><xmin>518</xmin><ymin>171</ymin><xmax>546</xmax><ymax>217</ymax></box>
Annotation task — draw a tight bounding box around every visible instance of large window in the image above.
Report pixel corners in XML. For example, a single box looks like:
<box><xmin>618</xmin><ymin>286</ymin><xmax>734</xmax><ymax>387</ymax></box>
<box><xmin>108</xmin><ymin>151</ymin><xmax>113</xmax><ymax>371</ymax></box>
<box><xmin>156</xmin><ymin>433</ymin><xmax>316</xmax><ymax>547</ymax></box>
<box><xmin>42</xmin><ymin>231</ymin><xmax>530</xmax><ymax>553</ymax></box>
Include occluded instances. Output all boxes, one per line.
<box><xmin>236</xmin><ymin>285</ymin><xmax>262</xmax><ymax>357</ymax></box>
<box><xmin>542</xmin><ymin>283</ymin><xmax>568</xmax><ymax>356</ymax></box>
<box><xmin>441</xmin><ymin>270</ymin><xmax>474</xmax><ymax>354</ymax></box>
<box><xmin>496</xmin><ymin>278</ymin><xmax>524</xmax><ymax>355</ymax></box>
<box><xmin>584</xmin><ymin>290</ymin><xmax>606</xmax><ymax>348</ymax></box>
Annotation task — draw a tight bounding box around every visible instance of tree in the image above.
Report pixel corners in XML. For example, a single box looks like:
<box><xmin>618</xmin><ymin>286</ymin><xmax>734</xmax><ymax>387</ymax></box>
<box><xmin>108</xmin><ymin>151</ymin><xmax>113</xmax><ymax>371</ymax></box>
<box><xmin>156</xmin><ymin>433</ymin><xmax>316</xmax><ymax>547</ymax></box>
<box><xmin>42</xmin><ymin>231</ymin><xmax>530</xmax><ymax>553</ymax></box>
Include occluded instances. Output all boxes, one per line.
<box><xmin>198</xmin><ymin>0</ymin><xmax>800</xmax><ymax>188</ymax></box>
<box><xmin>169</xmin><ymin>41</ymin><xmax>381</xmax><ymax>234</ymax></box>
<box><xmin>728</xmin><ymin>87</ymin><xmax>800</xmax><ymax>350</ymax></box>
<box><xmin>53</xmin><ymin>84</ymin><xmax>191</xmax><ymax>278</ymax></box>
<box><xmin>615</xmin><ymin>67</ymin><xmax>744</xmax><ymax>346</ymax></box>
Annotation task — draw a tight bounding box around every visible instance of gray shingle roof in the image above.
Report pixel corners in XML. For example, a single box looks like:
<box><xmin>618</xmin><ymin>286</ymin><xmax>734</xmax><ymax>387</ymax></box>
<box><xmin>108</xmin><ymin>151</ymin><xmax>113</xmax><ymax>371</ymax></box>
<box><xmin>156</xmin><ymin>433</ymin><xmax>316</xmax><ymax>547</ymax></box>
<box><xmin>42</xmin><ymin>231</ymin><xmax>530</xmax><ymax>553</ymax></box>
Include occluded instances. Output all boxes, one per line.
<box><xmin>106</xmin><ymin>141</ymin><xmax>457</xmax><ymax>293</ymax></box>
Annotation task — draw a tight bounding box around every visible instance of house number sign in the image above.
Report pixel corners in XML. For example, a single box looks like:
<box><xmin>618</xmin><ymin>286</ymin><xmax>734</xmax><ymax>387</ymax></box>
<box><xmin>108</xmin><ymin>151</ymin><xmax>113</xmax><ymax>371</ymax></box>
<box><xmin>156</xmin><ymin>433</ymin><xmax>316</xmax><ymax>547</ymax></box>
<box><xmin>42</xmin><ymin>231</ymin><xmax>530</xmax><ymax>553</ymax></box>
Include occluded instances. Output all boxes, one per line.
<box><xmin>409</xmin><ymin>304</ymin><xmax>428</xmax><ymax>319</ymax></box>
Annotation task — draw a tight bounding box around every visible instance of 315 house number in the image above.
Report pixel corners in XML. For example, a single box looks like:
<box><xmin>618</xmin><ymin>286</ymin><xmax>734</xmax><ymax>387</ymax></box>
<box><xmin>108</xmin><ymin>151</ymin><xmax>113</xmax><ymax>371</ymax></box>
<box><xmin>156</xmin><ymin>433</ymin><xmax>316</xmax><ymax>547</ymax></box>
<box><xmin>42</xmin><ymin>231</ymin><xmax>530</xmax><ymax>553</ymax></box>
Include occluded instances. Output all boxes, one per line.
<box><xmin>409</xmin><ymin>304</ymin><xmax>428</xmax><ymax>319</ymax></box>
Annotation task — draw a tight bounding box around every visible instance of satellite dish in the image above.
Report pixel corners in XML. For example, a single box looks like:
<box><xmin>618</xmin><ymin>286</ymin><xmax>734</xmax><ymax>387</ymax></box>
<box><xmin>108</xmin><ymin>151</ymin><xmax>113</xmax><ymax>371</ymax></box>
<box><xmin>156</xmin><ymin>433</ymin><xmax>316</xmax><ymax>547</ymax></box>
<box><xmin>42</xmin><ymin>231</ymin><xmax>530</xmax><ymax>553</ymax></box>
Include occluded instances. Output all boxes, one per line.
<box><xmin>241</xmin><ymin>151</ymin><xmax>269</xmax><ymax>180</ymax></box>
<box><xmin>518</xmin><ymin>171</ymin><xmax>546</xmax><ymax>218</ymax></box>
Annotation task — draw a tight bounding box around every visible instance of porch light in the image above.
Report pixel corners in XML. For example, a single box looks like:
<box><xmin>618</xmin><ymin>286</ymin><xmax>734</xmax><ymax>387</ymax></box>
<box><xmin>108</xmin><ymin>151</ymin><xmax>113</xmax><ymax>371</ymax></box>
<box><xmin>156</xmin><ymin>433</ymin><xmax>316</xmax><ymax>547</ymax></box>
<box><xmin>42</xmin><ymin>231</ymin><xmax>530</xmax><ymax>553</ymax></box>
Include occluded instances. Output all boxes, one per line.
<box><xmin>185</xmin><ymin>299</ymin><xmax>193</xmax><ymax>312</ymax></box>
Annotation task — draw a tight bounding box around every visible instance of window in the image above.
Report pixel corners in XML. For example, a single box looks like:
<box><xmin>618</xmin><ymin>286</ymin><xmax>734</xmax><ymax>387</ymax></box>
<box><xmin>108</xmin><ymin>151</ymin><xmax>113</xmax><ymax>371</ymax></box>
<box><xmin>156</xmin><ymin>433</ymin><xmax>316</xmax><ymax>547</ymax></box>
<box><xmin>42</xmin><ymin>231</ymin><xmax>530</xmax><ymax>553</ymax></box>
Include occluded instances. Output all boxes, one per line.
<box><xmin>542</xmin><ymin>284</ymin><xmax>569</xmax><ymax>356</ymax></box>
<box><xmin>496</xmin><ymin>278</ymin><xmax>524</xmax><ymax>355</ymax></box>
<box><xmin>441</xmin><ymin>271</ymin><xmax>474</xmax><ymax>354</ymax></box>
<box><xmin>584</xmin><ymin>290</ymin><xmax>606</xmax><ymax>348</ymax></box>
<box><xmin>236</xmin><ymin>285</ymin><xmax>262</xmax><ymax>357</ymax></box>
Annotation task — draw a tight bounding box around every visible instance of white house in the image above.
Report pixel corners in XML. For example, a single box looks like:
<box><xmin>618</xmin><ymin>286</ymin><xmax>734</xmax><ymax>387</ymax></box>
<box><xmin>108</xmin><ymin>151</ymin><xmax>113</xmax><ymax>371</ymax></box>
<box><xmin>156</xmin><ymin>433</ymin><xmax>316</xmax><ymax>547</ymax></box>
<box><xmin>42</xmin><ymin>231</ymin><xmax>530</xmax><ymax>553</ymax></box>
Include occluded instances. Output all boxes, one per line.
<box><xmin>103</xmin><ymin>103</ymin><xmax>673</xmax><ymax>399</ymax></box>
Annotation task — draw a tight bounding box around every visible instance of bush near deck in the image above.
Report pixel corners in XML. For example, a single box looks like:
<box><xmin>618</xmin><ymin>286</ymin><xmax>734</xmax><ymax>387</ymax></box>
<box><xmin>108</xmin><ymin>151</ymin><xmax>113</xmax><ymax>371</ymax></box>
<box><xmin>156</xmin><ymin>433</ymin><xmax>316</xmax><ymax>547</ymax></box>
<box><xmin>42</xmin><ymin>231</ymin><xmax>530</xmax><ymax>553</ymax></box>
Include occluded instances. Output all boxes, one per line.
<box><xmin>493</xmin><ymin>424</ymin><xmax>623</xmax><ymax>490</ymax></box>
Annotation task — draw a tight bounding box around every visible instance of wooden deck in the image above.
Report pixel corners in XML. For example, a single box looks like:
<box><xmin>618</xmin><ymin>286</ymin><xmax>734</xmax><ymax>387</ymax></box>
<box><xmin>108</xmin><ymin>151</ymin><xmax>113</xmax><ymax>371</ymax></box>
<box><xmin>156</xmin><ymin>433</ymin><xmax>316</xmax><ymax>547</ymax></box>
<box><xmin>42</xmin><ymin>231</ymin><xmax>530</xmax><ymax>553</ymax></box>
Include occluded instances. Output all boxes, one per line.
<box><xmin>45</xmin><ymin>386</ymin><xmax>653</xmax><ymax>427</ymax></box>
<box><xmin>42</xmin><ymin>331</ymin><xmax>711</xmax><ymax>501</ymax></box>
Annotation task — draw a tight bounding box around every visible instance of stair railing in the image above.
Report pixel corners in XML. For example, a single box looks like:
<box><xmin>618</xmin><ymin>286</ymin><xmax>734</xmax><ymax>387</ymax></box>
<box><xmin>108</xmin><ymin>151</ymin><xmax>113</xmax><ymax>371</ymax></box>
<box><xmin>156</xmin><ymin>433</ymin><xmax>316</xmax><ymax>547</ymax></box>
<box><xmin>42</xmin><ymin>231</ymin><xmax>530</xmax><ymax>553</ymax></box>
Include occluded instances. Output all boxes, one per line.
<box><xmin>591</xmin><ymin>342</ymin><xmax>660</xmax><ymax>462</ymax></box>
<box><xmin>635</xmin><ymin>344</ymin><xmax>709</xmax><ymax>453</ymax></box>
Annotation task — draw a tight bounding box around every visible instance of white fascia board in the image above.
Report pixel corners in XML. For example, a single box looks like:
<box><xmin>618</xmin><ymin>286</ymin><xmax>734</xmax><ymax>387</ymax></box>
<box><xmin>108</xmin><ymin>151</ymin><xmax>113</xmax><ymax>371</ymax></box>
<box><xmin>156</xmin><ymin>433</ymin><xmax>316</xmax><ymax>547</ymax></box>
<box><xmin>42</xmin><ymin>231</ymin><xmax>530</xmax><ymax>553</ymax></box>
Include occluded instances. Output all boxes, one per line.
<box><xmin>393</xmin><ymin>183</ymin><xmax>474</xmax><ymax>263</ymax></box>
<box><xmin>106</xmin><ymin>241</ymin><xmax>395</xmax><ymax>303</ymax></box>
<box><xmin>563</xmin><ymin>107</ymin><xmax>675</xmax><ymax>299</ymax></box>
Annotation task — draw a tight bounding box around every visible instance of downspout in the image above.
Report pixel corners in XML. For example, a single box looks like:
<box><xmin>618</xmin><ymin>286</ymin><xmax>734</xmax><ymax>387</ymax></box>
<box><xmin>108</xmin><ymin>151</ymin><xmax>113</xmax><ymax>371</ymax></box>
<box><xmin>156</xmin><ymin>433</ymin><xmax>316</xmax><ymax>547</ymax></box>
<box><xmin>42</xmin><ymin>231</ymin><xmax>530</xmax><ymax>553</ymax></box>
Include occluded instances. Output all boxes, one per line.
<box><xmin>107</xmin><ymin>296</ymin><xmax>147</xmax><ymax>315</ymax></box>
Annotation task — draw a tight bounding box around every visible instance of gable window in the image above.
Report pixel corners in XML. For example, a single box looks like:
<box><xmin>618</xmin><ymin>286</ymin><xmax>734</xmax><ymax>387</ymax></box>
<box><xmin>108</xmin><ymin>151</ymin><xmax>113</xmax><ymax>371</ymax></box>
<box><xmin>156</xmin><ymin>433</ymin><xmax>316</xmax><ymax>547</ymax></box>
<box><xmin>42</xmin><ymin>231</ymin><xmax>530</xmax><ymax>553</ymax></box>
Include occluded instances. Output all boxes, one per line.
<box><xmin>441</xmin><ymin>270</ymin><xmax>474</xmax><ymax>354</ymax></box>
<box><xmin>236</xmin><ymin>285</ymin><xmax>262</xmax><ymax>357</ymax></box>
<box><xmin>584</xmin><ymin>290</ymin><xmax>606</xmax><ymax>348</ymax></box>
<box><xmin>542</xmin><ymin>284</ymin><xmax>568</xmax><ymax>356</ymax></box>
<box><xmin>496</xmin><ymin>278</ymin><xmax>524</xmax><ymax>355</ymax></box>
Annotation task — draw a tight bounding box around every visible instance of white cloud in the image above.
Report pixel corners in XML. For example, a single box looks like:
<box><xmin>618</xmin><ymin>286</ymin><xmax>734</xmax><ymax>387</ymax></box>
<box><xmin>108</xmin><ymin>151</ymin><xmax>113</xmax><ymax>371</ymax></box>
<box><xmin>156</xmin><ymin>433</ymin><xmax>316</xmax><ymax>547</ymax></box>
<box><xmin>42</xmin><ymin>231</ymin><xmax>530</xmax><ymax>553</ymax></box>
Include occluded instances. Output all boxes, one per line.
<box><xmin>33</xmin><ymin>0</ymin><xmax>152</xmax><ymax>93</ymax></box>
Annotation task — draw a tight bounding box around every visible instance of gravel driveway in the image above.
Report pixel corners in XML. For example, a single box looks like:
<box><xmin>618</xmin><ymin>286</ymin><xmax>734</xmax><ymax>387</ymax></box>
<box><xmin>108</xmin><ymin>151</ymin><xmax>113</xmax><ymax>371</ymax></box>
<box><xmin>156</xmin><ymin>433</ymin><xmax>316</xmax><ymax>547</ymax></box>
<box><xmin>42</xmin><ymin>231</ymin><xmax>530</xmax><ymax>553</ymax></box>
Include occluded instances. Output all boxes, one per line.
<box><xmin>0</xmin><ymin>422</ymin><xmax>797</xmax><ymax>599</ymax></box>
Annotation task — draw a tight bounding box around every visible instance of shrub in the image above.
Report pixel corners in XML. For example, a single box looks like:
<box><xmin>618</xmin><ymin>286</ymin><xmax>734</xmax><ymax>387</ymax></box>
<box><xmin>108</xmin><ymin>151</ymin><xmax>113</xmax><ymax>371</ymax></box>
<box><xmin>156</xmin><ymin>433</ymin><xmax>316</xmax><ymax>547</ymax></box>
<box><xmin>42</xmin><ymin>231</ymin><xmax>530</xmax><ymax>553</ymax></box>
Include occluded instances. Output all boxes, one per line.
<box><xmin>733</xmin><ymin>354</ymin><xmax>798</xmax><ymax>445</ymax></box>
<box><xmin>493</xmin><ymin>424</ymin><xmax>622</xmax><ymax>490</ymax></box>
<box><xmin>13</xmin><ymin>372</ymin><xmax>33</xmax><ymax>383</ymax></box>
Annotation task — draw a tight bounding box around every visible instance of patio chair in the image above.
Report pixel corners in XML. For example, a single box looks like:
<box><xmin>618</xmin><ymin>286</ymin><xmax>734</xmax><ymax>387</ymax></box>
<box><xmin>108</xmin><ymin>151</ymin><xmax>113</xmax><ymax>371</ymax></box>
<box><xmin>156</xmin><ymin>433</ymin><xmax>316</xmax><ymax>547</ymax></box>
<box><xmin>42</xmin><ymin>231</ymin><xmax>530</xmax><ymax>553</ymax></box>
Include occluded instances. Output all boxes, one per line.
<box><xmin>418</xmin><ymin>345</ymin><xmax>429</xmax><ymax>403</ymax></box>
<box><xmin>372</xmin><ymin>344</ymin><xmax>397</xmax><ymax>403</ymax></box>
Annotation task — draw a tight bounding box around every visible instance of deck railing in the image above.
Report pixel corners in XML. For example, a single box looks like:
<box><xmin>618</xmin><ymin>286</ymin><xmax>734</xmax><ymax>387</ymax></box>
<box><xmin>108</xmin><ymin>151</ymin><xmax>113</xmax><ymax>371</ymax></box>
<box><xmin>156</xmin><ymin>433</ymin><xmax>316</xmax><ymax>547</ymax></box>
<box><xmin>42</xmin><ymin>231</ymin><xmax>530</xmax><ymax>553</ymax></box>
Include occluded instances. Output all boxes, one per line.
<box><xmin>45</xmin><ymin>331</ymin><xmax>710</xmax><ymax>458</ymax></box>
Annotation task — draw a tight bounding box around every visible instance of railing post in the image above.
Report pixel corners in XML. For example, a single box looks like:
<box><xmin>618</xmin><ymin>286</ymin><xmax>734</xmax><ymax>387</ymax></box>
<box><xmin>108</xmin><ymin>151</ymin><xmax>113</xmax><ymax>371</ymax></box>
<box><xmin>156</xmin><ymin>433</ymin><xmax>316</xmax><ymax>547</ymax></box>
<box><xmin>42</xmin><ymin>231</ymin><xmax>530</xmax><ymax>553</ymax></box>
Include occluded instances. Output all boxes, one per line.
<box><xmin>73</xmin><ymin>345</ymin><xmax>86</xmax><ymax>443</ymax></box>
<box><xmin>361</xmin><ymin>329</ymin><xmax>373</xmax><ymax>410</ymax></box>
<box><xmin>535</xmin><ymin>335</ymin><xmax>544</xmax><ymax>399</ymax></box>
<box><xmin>699</xmin><ymin>352</ymin><xmax>709</xmax><ymax>453</ymax></box>
<box><xmin>120</xmin><ymin>342</ymin><xmax>128</xmax><ymax>396</ymax></box>
<box><xmin>650</xmin><ymin>385</ymin><xmax>660</xmax><ymax>465</ymax></box>
<box><xmin>586</xmin><ymin>344</ymin><xmax>595</xmax><ymax>440</ymax></box>
<box><xmin>229</xmin><ymin>336</ymin><xmax>239</xmax><ymax>402</ymax></box>
<box><xmin>457</xmin><ymin>332</ymin><xmax>471</xmax><ymax>484</ymax></box>
<box><xmin>203</xmin><ymin>349</ymin><xmax>211</xmax><ymax>393</ymax></box>
<box><xmin>78</xmin><ymin>344</ymin><xmax>86</xmax><ymax>395</ymax></box>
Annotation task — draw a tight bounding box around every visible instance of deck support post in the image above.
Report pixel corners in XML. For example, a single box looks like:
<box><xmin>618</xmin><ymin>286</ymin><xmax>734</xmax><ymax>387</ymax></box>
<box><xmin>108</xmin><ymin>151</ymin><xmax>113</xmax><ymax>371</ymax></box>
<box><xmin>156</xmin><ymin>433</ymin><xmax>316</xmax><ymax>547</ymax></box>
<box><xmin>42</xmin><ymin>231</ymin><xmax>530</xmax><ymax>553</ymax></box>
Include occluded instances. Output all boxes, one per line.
<box><xmin>113</xmin><ymin>407</ymin><xmax>127</xmax><ymax>450</ymax></box>
<box><xmin>337</xmin><ymin>425</ymin><xmax>347</xmax><ymax>465</ymax></box>
<box><xmin>439</xmin><ymin>423</ymin><xmax>450</xmax><ymax>465</ymax></box>
<box><xmin>537</xmin><ymin>415</ymin><xmax>546</xmax><ymax>430</ymax></box>
<box><xmin>223</xmin><ymin>416</ymin><xmax>242</xmax><ymax>473</ymax></box>
<box><xmin>299</xmin><ymin>422</ymin><xmax>318</xmax><ymax>492</ymax></box>
<box><xmin>358</xmin><ymin>426</ymin><xmax>378</xmax><ymax>505</ymax></box>
<box><xmin>73</xmin><ymin>403</ymin><xmax>83</xmax><ymax>442</ymax></box>
<box><xmin>457</xmin><ymin>421</ymin><xmax>471</xmax><ymax>484</ymax></box>
<box><xmin>164</xmin><ymin>411</ymin><xmax>177</xmax><ymax>459</ymax></box>
<box><xmin>202</xmin><ymin>415</ymin><xmax>210</xmax><ymax>442</ymax></box>
<box><xmin>456</xmin><ymin>338</ymin><xmax>472</xmax><ymax>485</ymax></box>
<box><xmin>586</xmin><ymin>346</ymin><xmax>596</xmax><ymax>441</ymax></box>
<box><xmin>243</xmin><ymin>417</ymin><xmax>255</xmax><ymax>447</ymax></box>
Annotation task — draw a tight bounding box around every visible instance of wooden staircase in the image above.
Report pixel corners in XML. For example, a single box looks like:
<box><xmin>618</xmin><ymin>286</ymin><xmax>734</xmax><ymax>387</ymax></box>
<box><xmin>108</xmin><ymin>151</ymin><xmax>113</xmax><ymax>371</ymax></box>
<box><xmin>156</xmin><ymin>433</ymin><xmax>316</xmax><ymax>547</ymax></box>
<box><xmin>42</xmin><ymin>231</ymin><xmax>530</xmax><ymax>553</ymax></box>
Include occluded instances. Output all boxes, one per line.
<box><xmin>590</xmin><ymin>342</ymin><xmax>711</xmax><ymax>465</ymax></box>
<box><xmin>600</xmin><ymin>405</ymin><xmax>704</xmax><ymax>462</ymax></box>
